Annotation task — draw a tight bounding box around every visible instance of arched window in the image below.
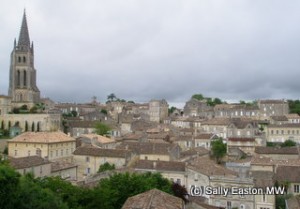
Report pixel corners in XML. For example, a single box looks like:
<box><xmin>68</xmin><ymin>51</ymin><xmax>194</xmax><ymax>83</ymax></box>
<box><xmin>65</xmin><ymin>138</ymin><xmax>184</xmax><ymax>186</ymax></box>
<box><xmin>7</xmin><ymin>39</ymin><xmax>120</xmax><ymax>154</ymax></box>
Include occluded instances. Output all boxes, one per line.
<box><xmin>17</xmin><ymin>70</ymin><xmax>21</xmax><ymax>86</ymax></box>
<box><xmin>31</xmin><ymin>122</ymin><xmax>35</xmax><ymax>132</ymax></box>
<box><xmin>19</xmin><ymin>94</ymin><xmax>23</xmax><ymax>101</ymax></box>
<box><xmin>23</xmin><ymin>70</ymin><xmax>27</xmax><ymax>86</ymax></box>
<box><xmin>18</xmin><ymin>56</ymin><xmax>21</xmax><ymax>63</ymax></box>
<box><xmin>23</xmin><ymin>56</ymin><xmax>26</xmax><ymax>63</ymax></box>
<box><xmin>37</xmin><ymin>122</ymin><xmax>41</xmax><ymax>132</ymax></box>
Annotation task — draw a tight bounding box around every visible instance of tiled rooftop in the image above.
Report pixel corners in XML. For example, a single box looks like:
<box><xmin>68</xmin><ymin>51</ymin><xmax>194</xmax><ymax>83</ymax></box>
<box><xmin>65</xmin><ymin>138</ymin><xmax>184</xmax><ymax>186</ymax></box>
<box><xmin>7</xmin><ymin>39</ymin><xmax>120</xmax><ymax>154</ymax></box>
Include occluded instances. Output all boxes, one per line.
<box><xmin>9</xmin><ymin>131</ymin><xmax>75</xmax><ymax>143</ymax></box>
<box><xmin>122</xmin><ymin>189</ymin><xmax>184</xmax><ymax>209</ymax></box>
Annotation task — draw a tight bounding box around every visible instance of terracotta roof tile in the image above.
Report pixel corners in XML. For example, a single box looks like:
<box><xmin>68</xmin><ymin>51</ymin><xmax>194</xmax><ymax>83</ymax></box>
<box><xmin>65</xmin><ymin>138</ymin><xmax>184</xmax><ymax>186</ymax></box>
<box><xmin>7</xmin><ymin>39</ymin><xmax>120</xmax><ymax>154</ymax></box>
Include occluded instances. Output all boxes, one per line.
<box><xmin>122</xmin><ymin>189</ymin><xmax>184</xmax><ymax>209</ymax></box>
<box><xmin>9</xmin><ymin>131</ymin><xmax>75</xmax><ymax>143</ymax></box>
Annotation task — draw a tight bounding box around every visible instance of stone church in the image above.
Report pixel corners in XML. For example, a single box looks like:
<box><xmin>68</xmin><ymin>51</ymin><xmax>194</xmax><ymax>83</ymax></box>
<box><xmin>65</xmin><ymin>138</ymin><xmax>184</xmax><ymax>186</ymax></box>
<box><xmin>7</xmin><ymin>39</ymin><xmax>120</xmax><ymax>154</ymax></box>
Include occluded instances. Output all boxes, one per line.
<box><xmin>0</xmin><ymin>11</ymin><xmax>61</xmax><ymax>133</ymax></box>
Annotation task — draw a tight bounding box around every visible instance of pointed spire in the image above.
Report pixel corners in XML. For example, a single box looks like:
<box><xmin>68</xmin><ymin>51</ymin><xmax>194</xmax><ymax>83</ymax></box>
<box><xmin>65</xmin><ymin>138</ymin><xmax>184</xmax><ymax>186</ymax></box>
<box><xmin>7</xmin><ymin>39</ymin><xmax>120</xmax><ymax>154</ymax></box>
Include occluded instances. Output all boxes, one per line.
<box><xmin>31</xmin><ymin>41</ymin><xmax>34</xmax><ymax>54</ymax></box>
<box><xmin>18</xmin><ymin>9</ymin><xmax>30</xmax><ymax>47</ymax></box>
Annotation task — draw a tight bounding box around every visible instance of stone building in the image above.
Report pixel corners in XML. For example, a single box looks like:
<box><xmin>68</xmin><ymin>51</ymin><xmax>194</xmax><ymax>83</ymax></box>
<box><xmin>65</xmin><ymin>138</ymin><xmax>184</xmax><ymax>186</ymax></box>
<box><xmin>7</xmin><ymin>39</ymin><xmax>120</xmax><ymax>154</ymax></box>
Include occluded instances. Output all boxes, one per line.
<box><xmin>257</xmin><ymin>100</ymin><xmax>289</xmax><ymax>118</ymax></box>
<box><xmin>7</xmin><ymin>131</ymin><xmax>76</xmax><ymax>162</ymax></box>
<box><xmin>183</xmin><ymin>98</ymin><xmax>211</xmax><ymax>117</ymax></box>
<box><xmin>0</xmin><ymin>11</ymin><xmax>61</xmax><ymax>133</ymax></box>
<box><xmin>0</xmin><ymin>95</ymin><xmax>11</xmax><ymax>116</ymax></box>
<box><xmin>148</xmin><ymin>99</ymin><xmax>168</xmax><ymax>123</ymax></box>
<box><xmin>265</xmin><ymin>123</ymin><xmax>300</xmax><ymax>143</ymax></box>
<box><xmin>8</xmin><ymin>11</ymin><xmax>40</xmax><ymax>109</ymax></box>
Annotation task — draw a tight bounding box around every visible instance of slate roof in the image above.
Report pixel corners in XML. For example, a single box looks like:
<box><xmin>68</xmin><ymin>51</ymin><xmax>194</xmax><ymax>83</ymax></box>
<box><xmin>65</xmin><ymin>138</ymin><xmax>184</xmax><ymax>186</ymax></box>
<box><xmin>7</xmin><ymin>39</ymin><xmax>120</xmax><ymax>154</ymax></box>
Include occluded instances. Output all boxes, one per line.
<box><xmin>9</xmin><ymin>156</ymin><xmax>50</xmax><ymax>169</ymax></box>
<box><xmin>194</xmin><ymin>133</ymin><xmax>215</xmax><ymax>140</ymax></box>
<box><xmin>274</xmin><ymin>166</ymin><xmax>300</xmax><ymax>182</ymax></box>
<box><xmin>187</xmin><ymin>156</ymin><xmax>237</xmax><ymax>177</ymax></box>
<box><xmin>121</xmin><ymin>189</ymin><xmax>184</xmax><ymax>209</ymax></box>
<box><xmin>134</xmin><ymin>160</ymin><xmax>185</xmax><ymax>172</ymax></box>
<box><xmin>228</xmin><ymin>137</ymin><xmax>255</xmax><ymax>142</ymax></box>
<box><xmin>255</xmin><ymin>147</ymin><xmax>299</xmax><ymax>155</ymax></box>
<box><xmin>201</xmin><ymin>118</ymin><xmax>231</xmax><ymax>126</ymax></box>
<box><xmin>180</xmin><ymin>147</ymin><xmax>209</xmax><ymax>158</ymax></box>
<box><xmin>251</xmin><ymin>155</ymin><xmax>300</xmax><ymax>166</ymax></box>
<box><xmin>73</xmin><ymin>145</ymin><xmax>131</xmax><ymax>158</ymax></box>
<box><xmin>250</xmin><ymin>171</ymin><xmax>274</xmax><ymax>188</ymax></box>
<box><xmin>270</xmin><ymin>115</ymin><xmax>288</xmax><ymax>121</ymax></box>
<box><xmin>267</xmin><ymin>124</ymin><xmax>300</xmax><ymax>128</ymax></box>
<box><xmin>286</xmin><ymin>196</ymin><xmax>300</xmax><ymax>209</ymax></box>
<box><xmin>51</xmin><ymin>161</ymin><xmax>77</xmax><ymax>172</ymax></box>
<box><xmin>117</xmin><ymin>142</ymin><xmax>178</xmax><ymax>155</ymax></box>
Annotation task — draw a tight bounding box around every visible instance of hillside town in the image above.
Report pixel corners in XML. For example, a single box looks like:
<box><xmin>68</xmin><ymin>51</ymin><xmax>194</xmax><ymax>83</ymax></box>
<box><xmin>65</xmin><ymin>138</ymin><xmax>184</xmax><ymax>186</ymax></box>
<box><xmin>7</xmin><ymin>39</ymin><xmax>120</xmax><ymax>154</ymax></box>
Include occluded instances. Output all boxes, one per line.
<box><xmin>1</xmin><ymin>11</ymin><xmax>300</xmax><ymax>209</ymax></box>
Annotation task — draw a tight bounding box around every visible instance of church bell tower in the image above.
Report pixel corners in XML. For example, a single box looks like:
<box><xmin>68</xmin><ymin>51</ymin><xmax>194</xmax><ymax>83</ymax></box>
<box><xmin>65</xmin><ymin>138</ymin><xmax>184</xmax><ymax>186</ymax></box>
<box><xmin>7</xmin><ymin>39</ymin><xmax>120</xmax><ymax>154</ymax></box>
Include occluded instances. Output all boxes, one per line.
<box><xmin>8</xmin><ymin>10</ymin><xmax>40</xmax><ymax>108</ymax></box>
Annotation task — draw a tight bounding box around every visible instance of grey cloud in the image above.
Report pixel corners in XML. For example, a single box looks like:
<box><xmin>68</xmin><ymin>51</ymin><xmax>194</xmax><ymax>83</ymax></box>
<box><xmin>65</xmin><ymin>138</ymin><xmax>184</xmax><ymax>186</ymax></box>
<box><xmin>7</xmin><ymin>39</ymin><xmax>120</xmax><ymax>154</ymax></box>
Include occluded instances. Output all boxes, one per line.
<box><xmin>1</xmin><ymin>0</ymin><xmax>300</xmax><ymax>106</ymax></box>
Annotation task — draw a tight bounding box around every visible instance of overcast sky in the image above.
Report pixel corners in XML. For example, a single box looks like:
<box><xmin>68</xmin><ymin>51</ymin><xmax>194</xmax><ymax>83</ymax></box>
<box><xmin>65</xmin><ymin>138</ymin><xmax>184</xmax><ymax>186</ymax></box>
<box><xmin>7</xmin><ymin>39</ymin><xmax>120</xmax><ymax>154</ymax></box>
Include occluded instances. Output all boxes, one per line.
<box><xmin>1</xmin><ymin>1</ymin><xmax>300</xmax><ymax>106</ymax></box>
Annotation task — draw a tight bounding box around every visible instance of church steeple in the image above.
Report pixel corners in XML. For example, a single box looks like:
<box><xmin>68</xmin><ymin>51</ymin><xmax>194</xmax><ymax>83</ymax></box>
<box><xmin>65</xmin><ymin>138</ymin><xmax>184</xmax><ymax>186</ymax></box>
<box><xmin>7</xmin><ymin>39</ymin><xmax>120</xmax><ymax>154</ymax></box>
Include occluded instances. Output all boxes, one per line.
<box><xmin>8</xmin><ymin>10</ymin><xmax>40</xmax><ymax>107</ymax></box>
<box><xmin>18</xmin><ymin>10</ymin><xmax>30</xmax><ymax>48</ymax></box>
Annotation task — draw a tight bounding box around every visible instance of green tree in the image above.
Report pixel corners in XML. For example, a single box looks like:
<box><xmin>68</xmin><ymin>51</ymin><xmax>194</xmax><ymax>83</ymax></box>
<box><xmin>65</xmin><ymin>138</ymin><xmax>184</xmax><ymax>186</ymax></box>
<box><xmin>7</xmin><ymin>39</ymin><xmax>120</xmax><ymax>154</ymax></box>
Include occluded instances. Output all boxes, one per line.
<box><xmin>107</xmin><ymin>93</ymin><xmax>117</xmax><ymax>102</ymax></box>
<box><xmin>192</xmin><ymin>94</ymin><xmax>204</xmax><ymax>100</ymax></box>
<box><xmin>211</xmin><ymin>138</ymin><xmax>227</xmax><ymax>163</ymax></box>
<box><xmin>14</xmin><ymin>174</ymin><xmax>68</xmax><ymax>209</ymax></box>
<box><xmin>94</xmin><ymin>122</ymin><xmax>111</xmax><ymax>136</ymax></box>
<box><xmin>98</xmin><ymin>162</ymin><xmax>115</xmax><ymax>173</ymax></box>
<box><xmin>100</xmin><ymin>109</ymin><xmax>108</xmax><ymax>115</ymax></box>
<box><xmin>36</xmin><ymin>176</ymin><xmax>89</xmax><ymax>209</ymax></box>
<box><xmin>168</xmin><ymin>106</ymin><xmax>177</xmax><ymax>114</ymax></box>
<box><xmin>281</xmin><ymin>139</ymin><xmax>296</xmax><ymax>147</ymax></box>
<box><xmin>288</xmin><ymin>100</ymin><xmax>300</xmax><ymax>114</ymax></box>
<box><xmin>0</xmin><ymin>164</ymin><xmax>20</xmax><ymax>208</ymax></box>
<box><xmin>86</xmin><ymin>172</ymin><xmax>173</xmax><ymax>209</ymax></box>
<box><xmin>71</xmin><ymin>110</ymin><xmax>78</xmax><ymax>117</ymax></box>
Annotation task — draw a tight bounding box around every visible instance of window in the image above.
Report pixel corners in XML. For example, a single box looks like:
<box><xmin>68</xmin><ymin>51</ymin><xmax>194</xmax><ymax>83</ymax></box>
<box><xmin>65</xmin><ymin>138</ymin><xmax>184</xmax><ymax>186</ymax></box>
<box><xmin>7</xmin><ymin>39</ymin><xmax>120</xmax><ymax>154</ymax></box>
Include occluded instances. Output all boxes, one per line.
<box><xmin>15</xmin><ymin>150</ymin><xmax>17</xmax><ymax>156</ymax></box>
<box><xmin>176</xmin><ymin>179</ymin><xmax>181</xmax><ymax>185</ymax></box>
<box><xmin>145</xmin><ymin>156</ymin><xmax>148</xmax><ymax>160</ymax></box>
<box><xmin>227</xmin><ymin>201</ymin><xmax>232</xmax><ymax>209</ymax></box>
<box><xmin>262</xmin><ymin>193</ymin><xmax>266</xmax><ymax>202</ymax></box>
<box><xmin>281</xmin><ymin>130</ymin><xmax>284</xmax><ymax>134</ymax></box>
<box><xmin>61</xmin><ymin>149</ymin><xmax>63</xmax><ymax>156</ymax></box>
<box><xmin>50</xmin><ymin>151</ymin><xmax>53</xmax><ymax>158</ymax></box>
<box><xmin>40</xmin><ymin>166</ymin><xmax>43</xmax><ymax>174</ymax></box>
<box><xmin>294</xmin><ymin>185</ymin><xmax>300</xmax><ymax>193</ymax></box>
<box><xmin>86</xmin><ymin>167</ymin><xmax>91</xmax><ymax>174</ymax></box>
<box><xmin>18</xmin><ymin>56</ymin><xmax>21</xmax><ymax>62</ymax></box>
<box><xmin>56</xmin><ymin>150</ymin><xmax>58</xmax><ymax>157</ymax></box>
<box><xmin>66</xmin><ymin>149</ymin><xmax>69</xmax><ymax>155</ymax></box>
<box><xmin>23</xmin><ymin>70</ymin><xmax>27</xmax><ymax>86</ymax></box>
<box><xmin>23</xmin><ymin>56</ymin><xmax>26</xmax><ymax>63</ymax></box>
<box><xmin>86</xmin><ymin>157</ymin><xmax>90</xmax><ymax>162</ymax></box>
<box><xmin>15</xmin><ymin>143</ymin><xmax>17</xmax><ymax>147</ymax></box>
<box><xmin>240</xmin><ymin>204</ymin><xmax>245</xmax><ymax>209</ymax></box>
<box><xmin>28</xmin><ymin>150</ymin><xmax>30</xmax><ymax>156</ymax></box>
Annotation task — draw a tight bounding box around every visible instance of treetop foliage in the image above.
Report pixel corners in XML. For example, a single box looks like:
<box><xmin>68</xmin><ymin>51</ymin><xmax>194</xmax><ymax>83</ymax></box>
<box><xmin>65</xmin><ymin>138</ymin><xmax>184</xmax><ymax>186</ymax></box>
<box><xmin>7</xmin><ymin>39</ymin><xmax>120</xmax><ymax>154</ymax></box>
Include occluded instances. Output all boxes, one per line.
<box><xmin>211</xmin><ymin>138</ymin><xmax>227</xmax><ymax>163</ymax></box>
<box><xmin>0</xmin><ymin>163</ymin><xmax>180</xmax><ymax>209</ymax></box>
<box><xmin>94</xmin><ymin>122</ymin><xmax>111</xmax><ymax>136</ymax></box>
<box><xmin>191</xmin><ymin>94</ymin><xmax>224</xmax><ymax>106</ymax></box>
